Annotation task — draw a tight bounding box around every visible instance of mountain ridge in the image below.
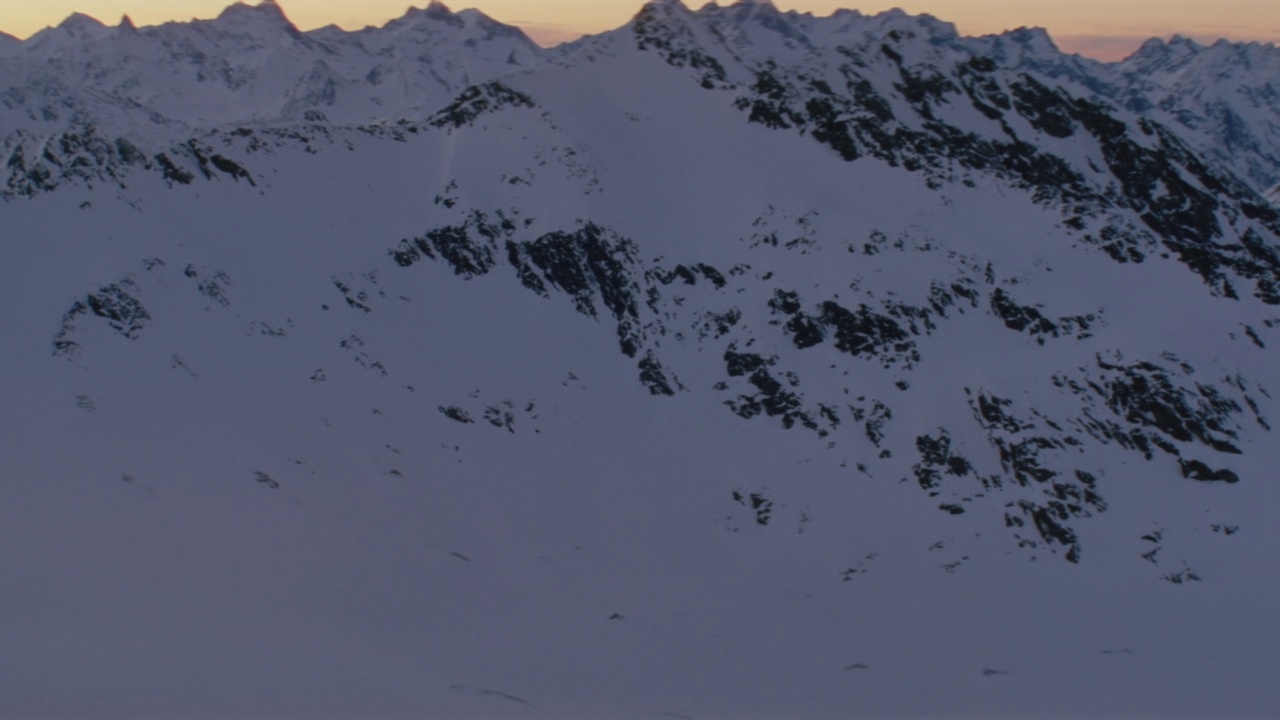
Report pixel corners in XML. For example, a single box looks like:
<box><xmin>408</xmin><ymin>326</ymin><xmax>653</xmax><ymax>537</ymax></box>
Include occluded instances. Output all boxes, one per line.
<box><xmin>6</xmin><ymin>0</ymin><xmax>1280</xmax><ymax>188</ymax></box>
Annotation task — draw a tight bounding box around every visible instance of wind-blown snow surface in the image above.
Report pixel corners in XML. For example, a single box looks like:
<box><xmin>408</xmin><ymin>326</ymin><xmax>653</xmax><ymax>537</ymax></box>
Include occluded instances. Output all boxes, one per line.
<box><xmin>3</xmin><ymin>1</ymin><xmax>1280</xmax><ymax>718</ymax></box>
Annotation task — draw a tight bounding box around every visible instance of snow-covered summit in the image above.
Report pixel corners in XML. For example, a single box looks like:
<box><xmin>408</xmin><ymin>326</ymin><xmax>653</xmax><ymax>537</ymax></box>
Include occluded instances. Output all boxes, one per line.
<box><xmin>213</xmin><ymin>0</ymin><xmax>298</xmax><ymax>33</ymax></box>
<box><xmin>974</xmin><ymin>26</ymin><xmax>1068</xmax><ymax>67</ymax></box>
<box><xmin>22</xmin><ymin>11</ymin><xmax>118</xmax><ymax>52</ymax></box>
<box><xmin>628</xmin><ymin>0</ymin><xmax>962</xmax><ymax>62</ymax></box>
<box><xmin>339</xmin><ymin>1</ymin><xmax>538</xmax><ymax>57</ymax></box>
<box><xmin>0</xmin><ymin>1</ymin><xmax>544</xmax><ymax>135</ymax></box>
<box><xmin>0</xmin><ymin>31</ymin><xmax>20</xmax><ymax>58</ymax></box>
<box><xmin>1122</xmin><ymin>34</ymin><xmax>1205</xmax><ymax>73</ymax></box>
<box><xmin>1111</xmin><ymin>34</ymin><xmax>1280</xmax><ymax>188</ymax></box>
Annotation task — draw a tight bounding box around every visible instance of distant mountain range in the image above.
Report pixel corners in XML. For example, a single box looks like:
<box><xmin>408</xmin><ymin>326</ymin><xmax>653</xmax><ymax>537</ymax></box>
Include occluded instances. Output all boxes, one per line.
<box><xmin>2</xmin><ymin>2</ymin><xmax>1278</xmax><ymax>717</ymax></box>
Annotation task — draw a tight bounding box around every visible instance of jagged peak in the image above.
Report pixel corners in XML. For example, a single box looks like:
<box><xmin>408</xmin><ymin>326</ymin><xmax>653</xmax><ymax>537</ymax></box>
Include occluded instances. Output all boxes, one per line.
<box><xmin>456</xmin><ymin>7</ymin><xmax>530</xmax><ymax>37</ymax></box>
<box><xmin>863</xmin><ymin>7</ymin><xmax>959</xmax><ymax>44</ymax></box>
<box><xmin>119</xmin><ymin>15</ymin><xmax>138</xmax><ymax>33</ymax></box>
<box><xmin>872</xmin><ymin>7</ymin><xmax>909</xmax><ymax>22</ymax></box>
<box><xmin>57</xmin><ymin>12</ymin><xmax>108</xmax><ymax>32</ymax></box>
<box><xmin>1133</xmin><ymin>36</ymin><xmax>1169</xmax><ymax>53</ymax></box>
<box><xmin>399</xmin><ymin>2</ymin><xmax>507</xmax><ymax>26</ymax></box>
<box><xmin>721</xmin><ymin>0</ymin><xmax>784</xmax><ymax>21</ymax></box>
<box><xmin>1152</xmin><ymin>34</ymin><xmax>1204</xmax><ymax>56</ymax></box>
<box><xmin>988</xmin><ymin>25</ymin><xmax>1061</xmax><ymax>55</ymax></box>
<box><xmin>1153</xmin><ymin>35</ymin><xmax>1280</xmax><ymax>79</ymax></box>
<box><xmin>1002</xmin><ymin>26</ymin><xmax>1055</xmax><ymax>46</ymax></box>
<box><xmin>1120</xmin><ymin>34</ymin><xmax>1205</xmax><ymax>70</ymax></box>
<box><xmin>1212</xmin><ymin>37</ymin><xmax>1280</xmax><ymax>56</ymax></box>
<box><xmin>705</xmin><ymin>0</ymin><xmax>819</xmax><ymax>48</ymax></box>
<box><xmin>1120</xmin><ymin>36</ymin><xmax>1173</xmax><ymax>65</ymax></box>
<box><xmin>970</xmin><ymin>25</ymin><xmax>1072</xmax><ymax>70</ymax></box>
<box><xmin>631</xmin><ymin>0</ymin><xmax>698</xmax><ymax>37</ymax></box>
<box><xmin>385</xmin><ymin>2</ymin><xmax>530</xmax><ymax>41</ymax></box>
<box><xmin>904</xmin><ymin>13</ymin><xmax>956</xmax><ymax>42</ymax></box>
<box><xmin>392</xmin><ymin>3</ymin><xmax>464</xmax><ymax>29</ymax></box>
<box><xmin>303</xmin><ymin>22</ymin><xmax>353</xmax><ymax>45</ymax></box>
<box><xmin>455</xmin><ymin>7</ymin><xmax>501</xmax><ymax>23</ymax></box>
<box><xmin>635</xmin><ymin>0</ymin><xmax>694</xmax><ymax>17</ymax></box>
<box><xmin>412</xmin><ymin>1</ymin><xmax>459</xmax><ymax>21</ymax></box>
<box><xmin>26</xmin><ymin>12</ymin><xmax>116</xmax><ymax>43</ymax></box>
<box><xmin>215</xmin><ymin>0</ymin><xmax>298</xmax><ymax>32</ymax></box>
<box><xmin>827</xmin><ymin>8</ymin><xmax>865</xmax><ymax>19</ymax></box>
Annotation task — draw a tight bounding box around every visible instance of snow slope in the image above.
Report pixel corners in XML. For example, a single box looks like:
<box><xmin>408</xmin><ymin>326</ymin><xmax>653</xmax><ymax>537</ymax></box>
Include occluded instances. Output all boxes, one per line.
<box><xmin>2</xmin><ymin>1</ymin><xmax>1279</xmax><ymax>717</ymax></box>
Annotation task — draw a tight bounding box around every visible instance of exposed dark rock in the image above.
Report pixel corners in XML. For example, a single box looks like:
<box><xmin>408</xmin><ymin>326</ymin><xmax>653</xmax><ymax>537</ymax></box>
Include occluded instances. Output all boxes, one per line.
<box><xmin>400</xmin><ymin>223</ymin><xmax>498</xmax><ymax>277</ymax></box>
<box><xmin>722</xmin><ymin>344</ymin><xmax>826</xmax><ymax>434</ymax></box>
<box><xmin>696</xmin><ymin>307</ymin><xmax>741</xmax><ymax>339</ymax></box>
<box><xmin>652</xmin><ymin>262</ymin><xmax>727</xmax><ymax>289</ymax></box>
<box><xmin>192</xmin><ymin>269</ymin><xmax>232</xmax><ymax>308</ymax></box>
<box><xmin>428</xmin><ymin>82</ymin><xmax>536</xmax><ymax>129</ymax></box>
<box><xmin>989</xmin><ymin>288</ymin><xmax>1095</xmax><ymax>344</ymax></box>
<box><xmin>732</xmin><ymin>489</ymin><xmax>774</xmax><ymax>526</ymax></box>
<box><xmin>912</xmin><ymin>430</ymin><xmax>973</xmax><ymax>494</ymax></box>
<box><xmin>711</xmin><ymin>39</ymin><xmax>1280</xmax><ymax>304</ymax></box>
<box><xmin>1162</xmin><ymin>567</ymin><xmax>1203</xmax><ymax>584</ymax></box>
<box><xmin>818</xmin><ymin>301</ymin><xmax>916</xmax><ymax>365</ymax></box>
<box><xmin>484</xmin><ymin>405</ymin><xmax>516</xmax><ymax>433</ymax></box>
<box><xmin>53</xmin><ymin>281</ymin><xmax>150</xmax><ymax>356</ymax></box>
<box><xmin>155</xmin><ymin>152</ymin><xmax>193</xmax><ymax>185</ymax></box>
<box><xmin>633</xmin><ymin>3</ymin><xmax>730</xmax><ymax>89</ymax></box>
<box><xmin>439</xmin><ymin>406</ymin><xmax>474</xmax><ymax>424</ymax></box>
<box><xmin>1057</xmin><ymin>354</ymin><xmax>1252</xmax><ymax>458</ymax></box>
<box><xmin>509</xmin><ymin>224</ymin><xmax>644</xmax><ymax>356</ymax></box>
<box><xmin>639</xmin><ymin>351</ymin><xmax>677</xmax><ymax>396</ymax></box>
<box><xmin>851</xmin><ymin>398</ymin><xmax>892</xmax><ymax>447</ymax></box>
<box><xmin>1179</xmin><ymin>459</ymin><xmax>1240</xmax><ymax>484</ymax></box>
<box><xmin>964</xmin><ymin>390</ymin><xmax>1107</xmax><ymax>562</ymax></box>
<box><xmin>332</xmin><ymin>277</ymin><xmax>372</xmax><ymax>312</ymax></box>
<box><xmin>1010</xmin><ymin>76</ymin><xmax>1077</xmax><ymax>139</ymax></box>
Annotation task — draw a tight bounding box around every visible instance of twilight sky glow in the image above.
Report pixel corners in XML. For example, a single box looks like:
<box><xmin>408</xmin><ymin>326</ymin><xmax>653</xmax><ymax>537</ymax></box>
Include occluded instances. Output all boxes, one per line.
<box><xmin>3</xmin><ymin>0</ymin><xmax>1279</xmax><ymax>61</ymax></box>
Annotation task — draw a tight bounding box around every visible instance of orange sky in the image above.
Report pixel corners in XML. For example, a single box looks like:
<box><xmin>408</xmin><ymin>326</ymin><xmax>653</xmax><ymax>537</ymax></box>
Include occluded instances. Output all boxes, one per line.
<box><xmin>4</xmin><ymin>0</ymin><xmax>1280</xmax><ymax>60</ymax></box>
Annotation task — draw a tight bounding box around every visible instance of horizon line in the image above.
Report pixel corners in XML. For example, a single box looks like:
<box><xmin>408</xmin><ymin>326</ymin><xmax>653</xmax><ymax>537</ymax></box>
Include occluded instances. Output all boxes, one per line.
<box><xmin>3</xmin><ymin>0</ymin><xmax>1278</xmax><ymax>62</ymax></box>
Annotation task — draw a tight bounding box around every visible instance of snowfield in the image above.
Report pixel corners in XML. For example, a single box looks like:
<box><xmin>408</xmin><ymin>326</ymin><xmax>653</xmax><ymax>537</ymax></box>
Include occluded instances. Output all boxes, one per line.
<box><xmin>2</xmin><ymin>1</ymin><xmax>1280</xmax><ymax>717</ymax></box>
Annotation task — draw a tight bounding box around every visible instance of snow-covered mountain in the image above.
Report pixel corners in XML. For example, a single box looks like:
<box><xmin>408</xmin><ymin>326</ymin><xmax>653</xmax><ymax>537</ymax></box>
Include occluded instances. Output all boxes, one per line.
<box><xmin>1112</xmin><ymin>35</ymin><xmax>1280</xmax><ymax>191</ymax></box>
<box><xmin>3</xmin><ymin>1</ymin><xmax>1279</xmax><ymax>717</ymax></box>
<box><xmin>0</xmin><ymin>0</ymin><xmax>541</xmax><ymax>136</ymax></box>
